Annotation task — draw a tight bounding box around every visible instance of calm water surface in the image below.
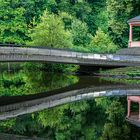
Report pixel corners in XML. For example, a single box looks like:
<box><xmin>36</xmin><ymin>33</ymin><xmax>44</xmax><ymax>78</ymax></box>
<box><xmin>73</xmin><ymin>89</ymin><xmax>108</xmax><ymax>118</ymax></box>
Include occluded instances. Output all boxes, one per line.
<box><xmin>0</xmin><ymin>63</ymin><xmax>140</xmax><ymax>140</ymax></box>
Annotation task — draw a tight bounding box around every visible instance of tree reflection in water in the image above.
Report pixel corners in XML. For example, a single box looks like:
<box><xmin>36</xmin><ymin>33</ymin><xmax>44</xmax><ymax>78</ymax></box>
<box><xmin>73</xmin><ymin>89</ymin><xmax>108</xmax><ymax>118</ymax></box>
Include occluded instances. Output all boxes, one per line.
<box><xmin>0</xmin><ymin>65</ymin><xmax>140</xmax><ymax>139</ymax></box>
<box><xmin>0</xmin><ymin>69</ymin><xmax>79</xmax><ymax>96</ymax></box>
<box><xmin>0</xmin><ymin>96</ymin><xmax>139</xmax><ymax>140</ymax></box>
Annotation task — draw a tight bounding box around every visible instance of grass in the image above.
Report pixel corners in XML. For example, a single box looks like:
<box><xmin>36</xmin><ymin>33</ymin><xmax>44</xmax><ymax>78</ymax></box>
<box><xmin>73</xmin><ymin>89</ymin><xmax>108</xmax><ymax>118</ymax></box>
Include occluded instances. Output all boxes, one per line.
<box><xmin>99</xmin><ymin>67</ymin><xmax>140</xmax><ymax>78</ymax></box>
<box><xmin>99</xmin><ymin>67</ymin><xmax>140</xmax><ymax>84</ymax></box>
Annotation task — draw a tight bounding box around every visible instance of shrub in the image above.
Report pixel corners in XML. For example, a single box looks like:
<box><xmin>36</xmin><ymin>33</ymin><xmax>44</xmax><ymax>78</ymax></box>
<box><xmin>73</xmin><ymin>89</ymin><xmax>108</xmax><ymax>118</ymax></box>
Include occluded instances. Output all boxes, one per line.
<box><xmin>89</xmin><ymin>28</ymin><xmax>118</xmax><ymax>53</ymax></box>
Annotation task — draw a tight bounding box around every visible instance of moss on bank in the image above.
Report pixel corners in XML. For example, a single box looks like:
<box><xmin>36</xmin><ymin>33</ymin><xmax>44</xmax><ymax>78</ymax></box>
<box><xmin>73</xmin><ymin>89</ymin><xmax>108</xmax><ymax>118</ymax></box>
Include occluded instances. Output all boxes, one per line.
<box><xmin>99</xmin><ymin>67</ymin><xmax>140</xmax><ymax>84</ymax></box>
<box><xmin>99</xmin><ymin>67</ymin><xmax>140</xmax><ymax>78</ymax></box>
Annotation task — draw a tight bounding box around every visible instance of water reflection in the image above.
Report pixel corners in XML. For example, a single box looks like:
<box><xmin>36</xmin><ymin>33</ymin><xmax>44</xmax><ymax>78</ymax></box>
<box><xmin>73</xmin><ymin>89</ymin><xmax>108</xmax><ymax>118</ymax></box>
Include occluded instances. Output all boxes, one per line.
<box><xmin>126</xmin><ymin>96</ymin><xmax>140</xmax><ymax>127</ymax></box>
<box><xmin>1</xmin><ymin>89</ymin><xmax>140</xmax><ymax>121</ymax></box>
<box><xmin>0</xmin><ymin>69</ymin><xmax>79</xmax><ymax>96</ymax></box>
<box><xmin>0</xmin><ymin>63</ymin><xmax>140</xmax><ymax>139</ymax></box>
<box><xmin>0</xmin><ymin>96</ymin><xmax>140</xmax><ymax>140</ymax></box>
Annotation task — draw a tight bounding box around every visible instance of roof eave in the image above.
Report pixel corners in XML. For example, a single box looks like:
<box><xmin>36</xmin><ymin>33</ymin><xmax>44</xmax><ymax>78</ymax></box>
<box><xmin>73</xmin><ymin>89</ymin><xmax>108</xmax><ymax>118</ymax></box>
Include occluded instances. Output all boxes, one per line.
<box><xmin>128</xmin><ymin>21</ymin><xmax>140</xmax><ymax>25</ymax></box>
<box><xmin>128</xmin><ymin>15</ymin><xmax>140</xmax><ymax>24</ymax></box>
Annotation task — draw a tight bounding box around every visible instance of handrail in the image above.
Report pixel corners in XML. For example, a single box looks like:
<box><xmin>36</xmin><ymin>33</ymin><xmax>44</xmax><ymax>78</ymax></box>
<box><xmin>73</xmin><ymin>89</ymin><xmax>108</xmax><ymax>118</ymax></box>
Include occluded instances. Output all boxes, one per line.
<box><xmin>0</xmin><ymin>44</ymin><xmax>79</xmax><ymax>52</ymax></box>
<box><xmin>0</xmin><ymin>44</ymin><xmax>26</xmax><ymax>47</ymax></box>
<box><xmin>0</xmin><ymin>44</ymin><xmax>109</xmax><ymax>54</ymax></box>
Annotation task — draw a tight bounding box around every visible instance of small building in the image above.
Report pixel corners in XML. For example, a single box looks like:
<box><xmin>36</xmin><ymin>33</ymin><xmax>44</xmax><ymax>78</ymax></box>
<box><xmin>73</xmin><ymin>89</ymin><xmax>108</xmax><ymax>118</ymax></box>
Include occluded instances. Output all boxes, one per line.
<box><xmin>126</xmin><ymin>96</ymin><xmax>140</xmax><ymax>127</ymax></box>
<box><xmin>128</xmin><ymin>15</ymin><xmax>140</xmax><ymax>47</ymax></box>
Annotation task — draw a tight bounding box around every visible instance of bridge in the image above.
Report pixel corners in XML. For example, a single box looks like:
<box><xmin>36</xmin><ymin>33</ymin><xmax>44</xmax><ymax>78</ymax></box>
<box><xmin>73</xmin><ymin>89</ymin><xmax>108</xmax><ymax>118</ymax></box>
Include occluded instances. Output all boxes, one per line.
<box><xmin>0</xmin><ymin>78</ymin><xmax>140</xmax><ymax>120</ymax></box>
<box><xmin>1</xmin><ymin>44</ymin><xmax>140</xmax><ymax>67</ymax></box>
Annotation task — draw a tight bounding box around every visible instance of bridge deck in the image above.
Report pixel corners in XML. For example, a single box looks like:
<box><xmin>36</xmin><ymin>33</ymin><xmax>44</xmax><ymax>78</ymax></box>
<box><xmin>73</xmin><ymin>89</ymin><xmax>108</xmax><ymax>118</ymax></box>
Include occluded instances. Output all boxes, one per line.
<box><xmin>1</xmin><ymin>47</ymin><xmax>140</xmax><ymax>67</ymax></box>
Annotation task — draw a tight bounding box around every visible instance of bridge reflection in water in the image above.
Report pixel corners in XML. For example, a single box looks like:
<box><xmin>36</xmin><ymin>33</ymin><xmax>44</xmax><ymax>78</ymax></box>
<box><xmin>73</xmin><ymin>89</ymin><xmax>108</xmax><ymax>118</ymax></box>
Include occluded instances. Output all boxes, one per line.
<box><xmin>0</xmin><ymin>83</ymin><xmax>140</xmax><ymax>120</ymax></box>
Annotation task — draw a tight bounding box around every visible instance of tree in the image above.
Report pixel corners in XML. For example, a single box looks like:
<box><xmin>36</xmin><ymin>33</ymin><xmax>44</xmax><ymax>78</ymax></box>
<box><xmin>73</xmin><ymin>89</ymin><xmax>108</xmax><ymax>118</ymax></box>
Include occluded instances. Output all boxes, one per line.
<box><xmin>0</xmin><ymin>68</ymin><xmax>79</xmax><ymax>96</ymax></box>
<box><xmin>100</xmin><ymin>100</ymin><xmax>130</xmax><ymax>140</ymax></box>
<box><xmin>71</xmin><ymin>19</ymin><xmax>92</xmax><ymax>47</ymax></box>
<box><xmin>106</xmin><ymin>0</ymin><xmax>133</xmax><ymax>47</ymax></box>
<box><xmin>28</xmin><ymin>10</ymin><xmax>72</xmax><ymax>49</ymax></box>
<box><xmin>94</xmin><ymin>9</ymin><xmax>109</xmax><ymax>33</ymax></box>
<box><xmin>89</xmin><ymin>28</ymin><xmax>118</xmax><ymax>53</ymax></box>
<box><xmin>131</xmin><ymin>0</ymin><xmax>140</xmax><ymax>16</ymax></box>
<box><xmin>19</xmin><ymin>0</ymin><xmax>58</xmax><ymax>26</ymax></box>
<box><xmin>0</xmin><ymin>0</ymin><xmax>28</xmax><ymax>44</ymax></box>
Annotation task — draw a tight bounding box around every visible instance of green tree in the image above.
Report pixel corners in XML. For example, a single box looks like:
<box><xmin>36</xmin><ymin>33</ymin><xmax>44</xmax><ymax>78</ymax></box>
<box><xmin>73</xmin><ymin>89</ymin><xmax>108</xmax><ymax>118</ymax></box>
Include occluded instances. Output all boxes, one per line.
<box><xmin>0</xmin><ymin>0</ymin><xmax>28</xmax><ymax>44</ymax></box>
<box><xmin>28</xmin><ymin>10</ymin><xmax>79</xmax><ymax>73</ymax></box>
<box><xmin>94</xmin><ymin>9</ymin><xmax>109</xmax><ymax>33</ymax></box>
<box><xmin>106</xmin><ymin>0</ymin><xmax>133</xmax><ymax>47</ymax></box>
<box><xmin>131</xmin><ymin>0</ymin><xmax>140</xmax><ymax>16</ymax></box>
<box><xmin>89</xmin><ymin>28</ymin><xmax>118</xmax><ymax>53</ymax></box>
<box><xmin>0</xmin><ymin>68</ymin><xmax>79</xmax><ymax>96</ymax></box>
<box><xmin>71</xmin><ymin>19</ymin><xmax>92</xmax><ymax>47</ymax></box>
<box><xmin>100</xmin><ymin>100</ymin><xmax>130</xmax><ymax>140</ymax></box>
<box><xmin>29</xmin><ymin>10</ymin><xmax>72</xmax><ymax>49</ymax></box>
<box><xmin>60</xmin><ymin>12</ymin><xmax>73</xmax><ymax>30</ymax></box>
<box><xmin>19</xmin><ymin>0</ymin><xmax>58</xmax><ymax>26</ymax></box>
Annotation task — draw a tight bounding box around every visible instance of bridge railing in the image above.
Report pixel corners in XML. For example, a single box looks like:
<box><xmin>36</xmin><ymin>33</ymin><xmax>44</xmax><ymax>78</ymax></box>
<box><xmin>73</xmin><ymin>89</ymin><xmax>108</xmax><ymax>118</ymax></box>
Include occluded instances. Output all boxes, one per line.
<box><xmin>0</xmin><ymin>44</ymin><xmax>112</xmax><ymax>60</ymax></box>
<box><xmin>0</xmin><ymin>44</ymin><xmax>28</xmax><ymax>48</ymax></box>
<box><xmin>0</xmin><ymin>44</ymin><xmax>84</xmax><ymax>53</ymax></box>
<box><xmin>0</xmin><ymin>44</ymin><xmax>114</xmax><ymax>55</ymax></box>
<box><xmin>1</xmin><ymin>44</ymin><xmax>139</xmax><ymax>62</ymax></box>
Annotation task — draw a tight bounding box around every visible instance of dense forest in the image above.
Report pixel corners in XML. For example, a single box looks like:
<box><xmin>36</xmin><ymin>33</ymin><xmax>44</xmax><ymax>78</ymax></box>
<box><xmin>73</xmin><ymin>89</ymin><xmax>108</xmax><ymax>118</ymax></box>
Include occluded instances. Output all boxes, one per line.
<box><xmin>0</xmin><ymin>0</ymin><xmax>140</xmax><ymax>72</ymax></box>
<box><xmin>1</xmin><ymin>1</ymin><xmax>140</xmax><ymax>139</ymax></box>
<box><xmin>1</xmin><ymin>0</ymin><xmax>140</xmax><ymax>52</ymax></box>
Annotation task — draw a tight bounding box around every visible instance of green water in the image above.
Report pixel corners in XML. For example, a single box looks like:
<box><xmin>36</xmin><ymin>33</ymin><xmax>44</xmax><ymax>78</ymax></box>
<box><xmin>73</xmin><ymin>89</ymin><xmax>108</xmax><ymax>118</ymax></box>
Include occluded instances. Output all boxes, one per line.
<box><xmin>0</xmin><ymin>63</ymin><xmax>140</xmax><ymax>140</ymax></box>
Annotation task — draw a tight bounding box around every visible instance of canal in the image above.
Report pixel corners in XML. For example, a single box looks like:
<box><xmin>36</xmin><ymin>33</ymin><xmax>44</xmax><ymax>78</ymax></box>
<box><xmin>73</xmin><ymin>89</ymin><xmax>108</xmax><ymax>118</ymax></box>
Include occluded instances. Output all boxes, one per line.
<box><xmin>0</xmin><ymin>63</ymin><xmax>140</xmax><ymax>140</ymax></box>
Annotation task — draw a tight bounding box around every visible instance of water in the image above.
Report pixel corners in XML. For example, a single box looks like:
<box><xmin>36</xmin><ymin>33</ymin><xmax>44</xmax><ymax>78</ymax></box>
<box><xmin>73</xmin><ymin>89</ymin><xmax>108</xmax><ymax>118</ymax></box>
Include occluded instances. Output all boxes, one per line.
<box><xmin>0</xmin><ymin>63</ymin><xmax>140</xmax><ymax>140</ymax></box>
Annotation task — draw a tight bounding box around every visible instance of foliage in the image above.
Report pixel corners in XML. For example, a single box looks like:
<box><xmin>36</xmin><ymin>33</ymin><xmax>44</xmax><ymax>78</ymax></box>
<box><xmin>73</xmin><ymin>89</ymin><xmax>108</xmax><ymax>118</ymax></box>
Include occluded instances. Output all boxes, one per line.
<box><xmin>0</xmin><ymin>68</ymin><xmax>79</xmax><ymax>96</ymax></box>
<box><xmin>0</xmin><ymin>0</ymin><xmax>139</xmax><ymax>49</ymax></box>
<box><xmin>99</xmin><ymin>67</ymin><xmax>140</xmax><ymax>81</ymax></box>
<box><xmin>60</xmin><ymin>12</ymin><xmax>73</xmax><ymax>30</ymax></box>
<box><xmin>101</xmin><ymin>99</ymin><xmax>130</xmax><ymax>140</ymax></box>
<box><xmin>107</xmin><ymin>0</ymin><xmax>133</xmax><ymax>35</ymax></box>
<box><xmin>22</xmin><ymin>62</ymin><xmax>79</xmax><ymax>73</ymax></box>
<box><xmin>94</xmin><ymin>9</ymin><xmax>109</xmax><ymax>33</ymax></box>
<box><xmin>106</xmin><ymin>0</ymin><xmax>133</xmax><ymax>47</ymax></box>
<box><xmin>0</xmin><ymin>96</ymin><xmax>140</xmax><ymax>139</ymax></box>
<box><xmin>27</xmin><ymin>10</ymin><xmax>79</xmax><ymax>73</ymax></box>
<box><xmin>28</xmin><ymin>10</ymin><xmax>72</xmax><ymax>49</ymax></box>
<box><xmin>106</xmin><ymin>100</ymin><xmax>125</xmax><ymax>125</ymax></box>
<box><xmin>89</xmin><ymin>28</ymin><xmax>118</xmax><ymax>53</ymax></box>
<box><xmin>1</xmin><ymin>0</ymin><xmax>139</xmax><ymax>72</ymax></box>
<box><xmin>0</xmin><ymin>1</ymin><xmax>28</xmax><ymax>44</ymax></box>
<box><xmin>71</xmin><ymin>19</ymin><xmax>92</xmax><ymax>47</ymax></box>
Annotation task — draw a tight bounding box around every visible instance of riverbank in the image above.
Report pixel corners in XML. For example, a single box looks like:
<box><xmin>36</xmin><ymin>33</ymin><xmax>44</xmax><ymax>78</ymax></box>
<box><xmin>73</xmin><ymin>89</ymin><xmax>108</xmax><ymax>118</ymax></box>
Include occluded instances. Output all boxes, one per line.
<box><xmin>96</xmin><ymin>67</ymin><xmax>140</xmax><ymax>84</ymax></box>
<box><xmin>98</xmin><ymin>67</ymin><xmax>140</xmax><ymax>78</ymax></box>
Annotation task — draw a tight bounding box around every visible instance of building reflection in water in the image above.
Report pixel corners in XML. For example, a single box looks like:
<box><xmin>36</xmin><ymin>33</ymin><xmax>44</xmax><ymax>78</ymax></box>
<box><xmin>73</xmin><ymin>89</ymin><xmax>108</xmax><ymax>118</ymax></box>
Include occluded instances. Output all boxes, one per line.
<box><xmin>126</xmin><ymin>96</ymin><xmax>140</xmax><ymax>127</ymax></box>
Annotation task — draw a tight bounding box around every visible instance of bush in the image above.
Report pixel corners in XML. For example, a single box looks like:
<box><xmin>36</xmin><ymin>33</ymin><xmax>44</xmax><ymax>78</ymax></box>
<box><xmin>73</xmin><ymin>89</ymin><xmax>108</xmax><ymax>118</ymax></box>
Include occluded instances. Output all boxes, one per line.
<box><xmin>28</xmin><ymin>10</ymin><xmax>72</xmax><ymax>49</ymax></box>
<box><xmin>89</xmin><ymin>28</ymin><xmax>118</xmax><ymax>53</ymax></box>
